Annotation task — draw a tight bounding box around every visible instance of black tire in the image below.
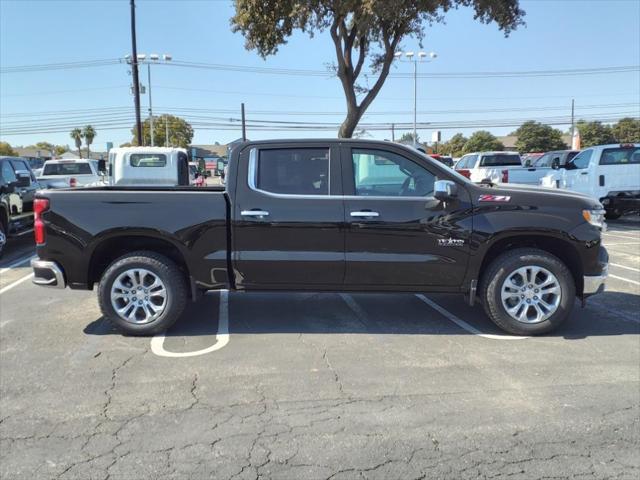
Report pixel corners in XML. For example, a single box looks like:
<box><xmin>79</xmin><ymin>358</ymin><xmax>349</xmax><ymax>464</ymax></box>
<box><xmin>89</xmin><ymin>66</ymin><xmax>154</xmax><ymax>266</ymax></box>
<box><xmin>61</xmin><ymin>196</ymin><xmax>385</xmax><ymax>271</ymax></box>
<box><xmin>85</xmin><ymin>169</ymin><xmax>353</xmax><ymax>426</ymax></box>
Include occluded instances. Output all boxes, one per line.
<box><xmin>480</xmin><ymin>248</ymin><xmax>576</xmax><ymax>336</ymax></box>
<box><xmin>605</xmin><ymin>209</ymin><xmax>622</xmax><ymax>220</ymax></box>
<box><xmin>97</xmin><ymin>251</ymin><xmax>187</xmax><ymax>336</ymax></box>
<box><xmin>0</xmin><ymin>221</ymin><xmax>6</xmax><ymax>259</ymax></box>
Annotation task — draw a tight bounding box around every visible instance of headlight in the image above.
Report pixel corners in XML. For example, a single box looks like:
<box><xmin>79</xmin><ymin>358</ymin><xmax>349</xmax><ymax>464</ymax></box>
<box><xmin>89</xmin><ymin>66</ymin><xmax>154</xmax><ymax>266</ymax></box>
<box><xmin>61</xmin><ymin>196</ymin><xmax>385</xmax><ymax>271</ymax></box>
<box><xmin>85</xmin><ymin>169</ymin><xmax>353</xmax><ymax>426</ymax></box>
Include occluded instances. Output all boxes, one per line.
<box><xmin>582</xmin><ymin>209</ymin><xmax>606</xmax><ymax>229</ymax></box>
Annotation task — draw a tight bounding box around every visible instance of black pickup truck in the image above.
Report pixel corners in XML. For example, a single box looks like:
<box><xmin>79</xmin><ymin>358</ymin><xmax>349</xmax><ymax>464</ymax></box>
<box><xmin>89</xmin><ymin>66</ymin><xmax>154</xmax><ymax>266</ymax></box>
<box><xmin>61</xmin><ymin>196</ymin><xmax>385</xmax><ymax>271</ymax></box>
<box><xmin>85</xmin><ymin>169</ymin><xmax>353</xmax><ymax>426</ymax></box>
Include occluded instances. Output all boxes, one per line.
<box><xmin>30</xmin><ymin>140</ymin><xmax>608</xmax><ymax>336</ymax></box>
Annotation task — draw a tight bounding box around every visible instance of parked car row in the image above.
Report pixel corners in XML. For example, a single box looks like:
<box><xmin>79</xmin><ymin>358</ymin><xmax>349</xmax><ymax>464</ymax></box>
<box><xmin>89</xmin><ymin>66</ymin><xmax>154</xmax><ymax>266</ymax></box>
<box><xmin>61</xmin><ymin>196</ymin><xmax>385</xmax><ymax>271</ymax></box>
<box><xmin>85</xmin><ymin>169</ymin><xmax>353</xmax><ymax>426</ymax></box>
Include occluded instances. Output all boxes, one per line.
<box><xmin>452</xmin><ymin>143</ymin><xmax>639</xmax><ymax>220</ymax></box>
<box><xmin>0</xmin><ymin>156</ymin><xmax>66</xmax><ymax>256</ymax></box>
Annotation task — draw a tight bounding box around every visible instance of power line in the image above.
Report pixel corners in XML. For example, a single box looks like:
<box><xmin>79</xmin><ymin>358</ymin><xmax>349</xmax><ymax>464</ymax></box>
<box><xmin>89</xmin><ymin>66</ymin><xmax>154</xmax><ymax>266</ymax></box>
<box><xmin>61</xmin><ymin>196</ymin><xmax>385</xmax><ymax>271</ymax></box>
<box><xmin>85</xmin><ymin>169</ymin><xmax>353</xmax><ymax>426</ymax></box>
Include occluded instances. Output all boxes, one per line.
<box><xmin>1</xmin><ymin>57</ymin><xmax>638</xmax><ymax>79</ymax></box>
<box><xmin>2</xmin><ymin>112</ymin><xmax>636</xmax><ymax>135</ymax></box>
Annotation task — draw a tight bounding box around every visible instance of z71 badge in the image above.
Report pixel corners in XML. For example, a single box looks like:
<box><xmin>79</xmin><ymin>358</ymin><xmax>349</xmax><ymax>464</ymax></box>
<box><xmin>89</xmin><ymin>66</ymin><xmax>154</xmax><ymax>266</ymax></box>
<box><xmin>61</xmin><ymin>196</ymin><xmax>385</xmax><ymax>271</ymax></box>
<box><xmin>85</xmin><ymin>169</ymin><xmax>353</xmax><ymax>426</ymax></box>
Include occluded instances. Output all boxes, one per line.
<box><xmin>438</xmin><ymin>238</ymin><xmax>465</xmax><ymax>247</ymax></box>
<box><xmin>478</xmin><ymin>194</ymin><xmax>511</xmax><ymax>202</ymax></box>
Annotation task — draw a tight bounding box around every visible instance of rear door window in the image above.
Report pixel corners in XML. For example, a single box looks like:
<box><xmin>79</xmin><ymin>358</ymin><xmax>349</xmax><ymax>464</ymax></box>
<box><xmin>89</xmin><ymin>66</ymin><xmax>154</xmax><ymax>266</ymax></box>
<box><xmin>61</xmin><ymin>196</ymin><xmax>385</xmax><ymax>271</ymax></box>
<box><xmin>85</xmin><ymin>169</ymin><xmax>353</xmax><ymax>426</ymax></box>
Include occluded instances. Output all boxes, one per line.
<box><xmin>456</xmin><ymin>155</ymin><xmax>477</xmax><ymax>170</ymax></box>
<box><xmin>599</xmin><ymin>147</ymin><xmax>640</xmax><ymax>165</ymax></box>
<box><xmin>479</xmin><ymin>154</ymin><xmax>522</xmax><ymax>167</ymax></box>
<box><xmin>130</xmin><ymin>153</ymin><xmax>167</xmax><ymax>167</ymax></box>
<box><xmin>1</xmin><ymin>160</ymin><xmax>17</xmax><ymax>183</ymax></box>
<box><xmin>256</xmin><ymin>148</ymin><xmax>329</xmax><ymax>195</ymax></box>
<box><xmin>43</xmin><ymin>162</ymin><xmax>93</xmax><ymax>175</ymax></box>
<box><xmin>534</xmin><ymin>153</ymin><xmax>553</xmax><ymax>167</ymax></box>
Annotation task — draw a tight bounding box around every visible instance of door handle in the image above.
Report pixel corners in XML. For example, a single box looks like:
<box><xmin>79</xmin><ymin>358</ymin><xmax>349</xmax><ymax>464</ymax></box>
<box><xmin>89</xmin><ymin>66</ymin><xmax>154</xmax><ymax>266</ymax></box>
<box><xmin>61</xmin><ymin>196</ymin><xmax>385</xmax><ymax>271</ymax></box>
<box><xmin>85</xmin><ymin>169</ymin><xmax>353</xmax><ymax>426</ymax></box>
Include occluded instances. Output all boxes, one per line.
<box><xmin>241</xmin><ymin>210</ymin><xmax>270</xmax><ymax>218</ymax></box>
<box><xmin>350</xmin><ymin>211</ymin><xmax>380</xmax><ymax>218</ymax></box>
<box><xmin>580</xmin><ymin>172</ymin><xmax>588</xmax><ymax>175</ymax></box>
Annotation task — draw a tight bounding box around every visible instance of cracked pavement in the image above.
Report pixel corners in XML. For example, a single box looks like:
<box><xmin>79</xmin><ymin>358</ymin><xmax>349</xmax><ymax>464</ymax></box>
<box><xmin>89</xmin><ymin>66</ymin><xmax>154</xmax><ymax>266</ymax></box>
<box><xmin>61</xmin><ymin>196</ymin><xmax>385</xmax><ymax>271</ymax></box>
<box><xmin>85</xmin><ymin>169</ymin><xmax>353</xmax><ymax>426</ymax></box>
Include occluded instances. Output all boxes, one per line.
<box><xmin>1</xmin><ymin>225</ymin><xmax>639</xmax><ymax>479</ymax></box>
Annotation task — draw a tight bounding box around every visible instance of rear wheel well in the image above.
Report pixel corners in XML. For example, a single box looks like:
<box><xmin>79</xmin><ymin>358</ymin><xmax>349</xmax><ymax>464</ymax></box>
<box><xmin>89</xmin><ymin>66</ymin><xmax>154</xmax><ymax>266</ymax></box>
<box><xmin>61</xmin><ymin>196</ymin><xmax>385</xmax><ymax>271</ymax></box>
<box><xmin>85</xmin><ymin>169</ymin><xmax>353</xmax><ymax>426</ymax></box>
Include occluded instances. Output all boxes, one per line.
<box><xmin>88</xmin><ymin>236</ymin><xmax>189</xmax><ymax>288</ymax></box>
<box><xmin>479</xmin><ymin>235</ymin><xmax>584</xmax><ymax>294</ymax></box>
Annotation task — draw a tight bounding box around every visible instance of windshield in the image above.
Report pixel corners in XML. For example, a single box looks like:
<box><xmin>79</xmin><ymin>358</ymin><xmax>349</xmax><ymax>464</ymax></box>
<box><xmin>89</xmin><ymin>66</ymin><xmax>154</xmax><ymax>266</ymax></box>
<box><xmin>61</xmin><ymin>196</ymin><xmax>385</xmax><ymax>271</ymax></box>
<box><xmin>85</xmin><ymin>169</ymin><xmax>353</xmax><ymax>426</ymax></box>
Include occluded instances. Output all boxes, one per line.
<box><xmin>43</xmin><ymin>162</ymin><xmax>92</xmax><ymax>175</ymax></box>
<box><xmin>480</xmin><ymin>154</ymin><xmax>522</xmax><ymax>166</ymax></box>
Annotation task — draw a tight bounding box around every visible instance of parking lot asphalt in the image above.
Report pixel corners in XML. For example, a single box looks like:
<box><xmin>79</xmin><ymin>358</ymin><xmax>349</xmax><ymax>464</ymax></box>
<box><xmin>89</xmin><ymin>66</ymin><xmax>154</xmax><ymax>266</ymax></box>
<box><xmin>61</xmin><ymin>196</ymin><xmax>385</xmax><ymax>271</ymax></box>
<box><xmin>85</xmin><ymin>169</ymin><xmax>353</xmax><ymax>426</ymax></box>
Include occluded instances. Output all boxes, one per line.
<box><xmin>1</xmin><ymin>219</ymin><xmax>639</xmax><ymax>479</ymax></box>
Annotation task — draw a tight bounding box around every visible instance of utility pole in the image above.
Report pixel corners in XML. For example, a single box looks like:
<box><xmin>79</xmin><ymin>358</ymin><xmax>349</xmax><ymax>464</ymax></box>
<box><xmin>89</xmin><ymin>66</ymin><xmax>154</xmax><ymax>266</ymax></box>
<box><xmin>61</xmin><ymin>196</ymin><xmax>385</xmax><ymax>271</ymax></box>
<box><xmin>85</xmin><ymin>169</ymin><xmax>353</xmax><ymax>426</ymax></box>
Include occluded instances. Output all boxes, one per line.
<box><xmin>147</xmin><ymin>63</ymin><xmax>154</xmax><ymax>146</ymax></box>
<box><xmin>391</xmin><ymin>123</ymin><xmax>395</xmax><ymax>141</ymax></box>
<box><xmin>570</xmin><ymin>98</ymin><xmax>575</xmax><ymax>141</ymax></box>
<box><xmin>165</xmin><ymin>118</ymin><xmax>170</xmax><ymax>147</ymax></box>
<box><xmin>241</xmin><ymin>103</ymin><xmax>246</xmax><ymax>141</ymax></box>
<box><xmin>130</xmin><ymin>0</ymin><xmax>142</xmax><ymax>146</ymax></box>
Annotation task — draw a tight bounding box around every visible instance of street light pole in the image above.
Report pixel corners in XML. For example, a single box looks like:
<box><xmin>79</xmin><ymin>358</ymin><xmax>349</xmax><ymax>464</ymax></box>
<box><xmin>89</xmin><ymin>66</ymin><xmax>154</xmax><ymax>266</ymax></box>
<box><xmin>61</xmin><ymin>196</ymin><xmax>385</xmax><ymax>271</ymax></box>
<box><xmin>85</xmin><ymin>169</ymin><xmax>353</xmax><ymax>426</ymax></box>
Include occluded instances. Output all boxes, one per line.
<box><xmin>394</xmin><ymin>50</ymin><xmax>437</xmax><ymax>148</ymax></box>
<box><xmin>147</xmin><ymin>62</ymin><xmax>154</xmax><ymax>146</ymax></box>
<box><xmin>413</xmin><ymin>59</ymin><xmax>417</xmax><ymax>147</ymax></box>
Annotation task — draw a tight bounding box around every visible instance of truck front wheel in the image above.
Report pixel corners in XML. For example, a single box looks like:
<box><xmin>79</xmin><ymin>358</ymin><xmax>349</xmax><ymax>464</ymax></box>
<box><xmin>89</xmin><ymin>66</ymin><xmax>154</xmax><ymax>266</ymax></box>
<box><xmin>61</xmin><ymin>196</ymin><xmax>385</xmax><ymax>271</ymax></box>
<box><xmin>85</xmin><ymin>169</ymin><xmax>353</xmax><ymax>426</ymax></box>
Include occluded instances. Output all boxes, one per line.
<box><xmin>481</xmin><ymin>248</ymin><xmax>576</xmax><ymax>335</ymax></box>
<box><xmin>97</xmin><ymin>251</ymin><xmax>187</xmax><ymax>335</ymax></box>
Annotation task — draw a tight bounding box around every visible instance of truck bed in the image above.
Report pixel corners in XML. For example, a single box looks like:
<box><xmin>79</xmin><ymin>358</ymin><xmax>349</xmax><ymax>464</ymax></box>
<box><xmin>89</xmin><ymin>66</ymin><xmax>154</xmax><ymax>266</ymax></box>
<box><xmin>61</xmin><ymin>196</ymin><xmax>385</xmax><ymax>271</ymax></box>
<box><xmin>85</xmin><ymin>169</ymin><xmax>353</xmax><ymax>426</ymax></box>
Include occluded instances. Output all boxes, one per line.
<box><xmin>36</xmin><ymin>187</ymin><xmax>229</xmax><ymax>291</ymax></box>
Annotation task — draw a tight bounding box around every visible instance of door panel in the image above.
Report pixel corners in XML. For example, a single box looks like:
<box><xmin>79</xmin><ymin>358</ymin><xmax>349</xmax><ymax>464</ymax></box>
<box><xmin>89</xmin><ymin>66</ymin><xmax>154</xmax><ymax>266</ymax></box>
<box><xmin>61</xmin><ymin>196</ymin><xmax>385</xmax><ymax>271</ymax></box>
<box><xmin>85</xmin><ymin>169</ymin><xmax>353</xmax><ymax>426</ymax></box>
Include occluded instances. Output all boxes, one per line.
<box><xmin>343</xmin><ymin>146</ymin><xmax>472</xmax><ymax>288</ymax></box>
<box><xmin>231</xmin><ymin>144</ymin><xmax>345</xmax><ymax>288</ymax></box>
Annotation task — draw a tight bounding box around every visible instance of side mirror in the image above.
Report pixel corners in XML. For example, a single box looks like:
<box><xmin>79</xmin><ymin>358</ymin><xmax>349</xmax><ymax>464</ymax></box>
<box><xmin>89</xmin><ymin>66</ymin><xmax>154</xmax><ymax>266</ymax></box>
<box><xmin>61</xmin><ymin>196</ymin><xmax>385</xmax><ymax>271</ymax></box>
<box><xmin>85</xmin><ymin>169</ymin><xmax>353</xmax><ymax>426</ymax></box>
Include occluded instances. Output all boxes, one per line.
<box><xmin>434</xmin><ymin>180</ymin><xmax>457</xmax><ymax>201</ymax></box>
<box><xmin>15</xmin><ymin>171</ymin><xmax>31</xmax><ymax>188</ymax></box>
<box><xmin>551</xmin><ymin>158</ymin><xmax>560</xmax><ymax>170</ymax></box>
<box><xmin>524</xmin><ymin>159</ymin><xmax>532</xmax><ymax>167</ymax></box>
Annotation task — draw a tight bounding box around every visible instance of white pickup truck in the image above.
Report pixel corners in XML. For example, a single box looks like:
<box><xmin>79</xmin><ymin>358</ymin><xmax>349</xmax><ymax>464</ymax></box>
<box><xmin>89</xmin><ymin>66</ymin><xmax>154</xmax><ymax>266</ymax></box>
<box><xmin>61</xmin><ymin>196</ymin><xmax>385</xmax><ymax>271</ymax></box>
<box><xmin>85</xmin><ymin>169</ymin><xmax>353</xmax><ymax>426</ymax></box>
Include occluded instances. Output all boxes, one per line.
<box><xmin>454</xmin><ymin>151</ymin><xmax>522</xmax><ymax>183</ymax></box>
<box><xmin>38</xmin><ymin>159</ymin><xmax>107</xmax><ymax>187</ymax></box>
<box><xmin>540</xmin><ymin>143</ymin><xmax>640</xmax><ymax>219</ymax></box>
<box><xmin>506</xmin><ymin>150</ymin><xmax>579</xmax><ymax>185</ymax></box>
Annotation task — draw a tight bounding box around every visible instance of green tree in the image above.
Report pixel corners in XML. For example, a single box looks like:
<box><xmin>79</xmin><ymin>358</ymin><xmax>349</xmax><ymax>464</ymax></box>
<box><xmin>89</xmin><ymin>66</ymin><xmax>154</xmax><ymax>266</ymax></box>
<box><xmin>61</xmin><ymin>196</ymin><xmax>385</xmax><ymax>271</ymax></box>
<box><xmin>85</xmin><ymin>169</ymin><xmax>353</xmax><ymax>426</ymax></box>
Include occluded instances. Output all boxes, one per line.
<box><xmin>440</xmin><ymin>133</ymin><xmax>468</xmax><ymax>157</ymax></box>
<box><xmin>513</xmin><ymin>121</ymin><xmax>567</xmax><ymax>152</ymax></box>
<box><xmin>70</xmin><ymin>128</ymin><xmax>83</xmax><ymax>158</ymax></box>
<box><xmin>397</xmin><ymin>132</ymin><xmax>419</xmax><ymax>143</ymax></box>
<box><xmin>612</xmin><ymin>117</ymin><xmax>640</xmax><ymax>143</ymax></box>
<box><xmin>463</xmin><ymin>131</ymin><xmax>504</xmax><ymax>153</ymax></box>
<box><xmin>82</xmin><ymin>125</ymin><xmax>97</xmax><ymax>158</ymax></box>
<box><xmin>576</xmin><ymin>120</ymin><xmax>616</xmax><ymax>148</ymax></box>
<box><xmin>231</xmin><ymin>0</ymin><xmax>525</xmax><ymax>138</ymax></box>
<box><xmin>134</xmin><ymin>115</ymin><xmax>194</xmax><ymax>148</ymax></box>
<box><xmin>27</xmin><ymin>142</ymin><xmax>67</xmax><ymax>156</ymax></box>
<box><xmin>0</xmin><ymin>141</ymin><xmax>17</xmax><ymax>156</ymax></box>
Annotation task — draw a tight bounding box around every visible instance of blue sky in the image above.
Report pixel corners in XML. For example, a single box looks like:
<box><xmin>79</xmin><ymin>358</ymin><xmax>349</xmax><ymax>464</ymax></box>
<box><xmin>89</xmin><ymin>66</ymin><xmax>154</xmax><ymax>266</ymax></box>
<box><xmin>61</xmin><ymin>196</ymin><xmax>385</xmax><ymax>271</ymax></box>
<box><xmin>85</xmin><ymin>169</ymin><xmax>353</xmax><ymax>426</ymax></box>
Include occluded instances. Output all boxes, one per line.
<box><xmin>1</xmin><ymin>0</ymin><xmax>639</xmax><ymax>150</ymax></box>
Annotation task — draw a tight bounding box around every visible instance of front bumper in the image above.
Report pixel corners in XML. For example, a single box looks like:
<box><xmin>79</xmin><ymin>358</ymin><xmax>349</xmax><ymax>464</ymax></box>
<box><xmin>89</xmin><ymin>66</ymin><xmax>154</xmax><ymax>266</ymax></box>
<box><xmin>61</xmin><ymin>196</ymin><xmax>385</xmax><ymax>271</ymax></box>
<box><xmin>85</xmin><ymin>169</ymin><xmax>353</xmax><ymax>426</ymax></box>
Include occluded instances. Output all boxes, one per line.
<box><xmin>583</xmin><ymin>265</ymin><xmax>607</xmax><ymax>295</ymax></box>
<box><xmin>31</xmin><ymin>259</ymin><xmax>66</xmax><ymax>289</ymax></box>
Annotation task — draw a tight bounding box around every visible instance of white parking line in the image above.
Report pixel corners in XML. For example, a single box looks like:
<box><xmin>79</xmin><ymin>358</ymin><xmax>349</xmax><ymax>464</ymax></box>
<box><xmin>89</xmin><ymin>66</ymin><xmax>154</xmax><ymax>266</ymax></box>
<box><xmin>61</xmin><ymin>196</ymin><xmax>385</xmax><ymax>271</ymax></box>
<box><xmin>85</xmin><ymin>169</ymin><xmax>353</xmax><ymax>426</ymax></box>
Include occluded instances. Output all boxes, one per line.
<box><xmin>610</xmin><ymin>263</ymin><xmax>640</xmax><ymax>273</ymax></box>
<box><xmin>150</xmin><ymin>290</ymin><xmax>229</xmax><ymax>358</ymax></box>
<box><xmin>414</xmin><ymin>294</ymin><xmax>529</xmax><ymax>340</ymax></box>
<box><xmin>0</xmin><ymin>273</ymin><xmax>34</xmax><ymax>295</ymax></box>
<box><xmin>602</xmin><ymin>242</ymin><xmax>640</xmax><ymax>246</ymax></box>
<box><xmin>608</xmin><ymin>274</ymin><xmax>640</xmax><ymax>287</ymax></box>
<box><xmin>0</xmin><ymin>254</ymin><xmax>36</xmax><ymax>275</ymax></box>
<box><xmin>603</xmin><ymin>232</ymin><xmax>640</xmax><ymax>240</ymax></box>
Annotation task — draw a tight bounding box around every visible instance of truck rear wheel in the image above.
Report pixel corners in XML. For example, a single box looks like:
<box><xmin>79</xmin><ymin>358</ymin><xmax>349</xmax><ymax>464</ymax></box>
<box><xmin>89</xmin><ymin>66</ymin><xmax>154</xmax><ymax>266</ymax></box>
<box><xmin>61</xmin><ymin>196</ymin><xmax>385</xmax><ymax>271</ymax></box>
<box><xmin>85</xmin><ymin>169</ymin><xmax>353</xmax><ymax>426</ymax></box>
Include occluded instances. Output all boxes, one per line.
<box><xmin>480</xmin><ymin>248</ymin><xmax>575</xmax><ymax>336</ymax></box>
<box><xmin>97</xmin><ymin>251</ymin><xmax>187</xmax><ymax>336</ymax></box>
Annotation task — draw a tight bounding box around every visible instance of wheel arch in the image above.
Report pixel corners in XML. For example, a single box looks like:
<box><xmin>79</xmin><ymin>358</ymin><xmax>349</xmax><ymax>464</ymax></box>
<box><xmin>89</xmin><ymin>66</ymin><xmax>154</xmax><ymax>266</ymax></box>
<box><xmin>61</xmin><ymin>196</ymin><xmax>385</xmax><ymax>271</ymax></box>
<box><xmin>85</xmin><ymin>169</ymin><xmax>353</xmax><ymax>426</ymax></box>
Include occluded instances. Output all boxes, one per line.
<box><xmin>477</xmin><ymin>233</ymin><xmax>584</xmax><ymax>295</ymax></box>
<box><xmin>87</xmin><ymin>233</ymin><xmax>190</xmax><ymax>289</ymax></box>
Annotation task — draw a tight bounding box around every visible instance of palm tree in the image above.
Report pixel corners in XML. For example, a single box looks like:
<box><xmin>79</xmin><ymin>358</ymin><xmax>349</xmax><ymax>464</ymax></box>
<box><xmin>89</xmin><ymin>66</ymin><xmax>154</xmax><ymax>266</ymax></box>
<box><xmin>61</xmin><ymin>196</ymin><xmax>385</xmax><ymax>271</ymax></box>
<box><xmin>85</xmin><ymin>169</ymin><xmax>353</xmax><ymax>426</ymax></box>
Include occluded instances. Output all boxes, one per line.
<box><xmin>70</xmin><ymin>128</ymin><xmax>83</xmax><ymax>158</ymax></box>
<box><xmin>82</xmin><ymin>125</ymin><xmax>96</xmax><ymax>159</ymax></box>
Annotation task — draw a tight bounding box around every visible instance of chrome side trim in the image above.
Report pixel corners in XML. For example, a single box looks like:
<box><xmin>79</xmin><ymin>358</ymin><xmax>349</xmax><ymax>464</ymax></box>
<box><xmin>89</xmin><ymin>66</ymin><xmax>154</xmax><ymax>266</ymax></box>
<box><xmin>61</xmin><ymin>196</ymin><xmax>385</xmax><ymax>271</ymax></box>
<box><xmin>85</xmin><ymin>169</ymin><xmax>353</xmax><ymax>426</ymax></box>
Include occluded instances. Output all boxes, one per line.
<box><xmin>31</xmin><ymin>259</ymin><xmax>66</xmax><ymax>289</ymax></box>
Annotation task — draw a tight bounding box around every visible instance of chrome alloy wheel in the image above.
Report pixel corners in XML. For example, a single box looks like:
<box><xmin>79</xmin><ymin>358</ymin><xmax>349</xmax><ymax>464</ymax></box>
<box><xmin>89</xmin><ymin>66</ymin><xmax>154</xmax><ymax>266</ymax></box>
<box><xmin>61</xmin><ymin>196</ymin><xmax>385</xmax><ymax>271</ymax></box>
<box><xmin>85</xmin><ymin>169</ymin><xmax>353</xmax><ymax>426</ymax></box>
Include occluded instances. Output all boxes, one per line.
<box><xmin>110</xmin><ymin>268</ymin><xmax>167</xmax><ymax>324</ymax></box>
<box><xmin>500</xmin><ymin>266</ymin><xmax>561</xmax><ymax>324</ymax></box>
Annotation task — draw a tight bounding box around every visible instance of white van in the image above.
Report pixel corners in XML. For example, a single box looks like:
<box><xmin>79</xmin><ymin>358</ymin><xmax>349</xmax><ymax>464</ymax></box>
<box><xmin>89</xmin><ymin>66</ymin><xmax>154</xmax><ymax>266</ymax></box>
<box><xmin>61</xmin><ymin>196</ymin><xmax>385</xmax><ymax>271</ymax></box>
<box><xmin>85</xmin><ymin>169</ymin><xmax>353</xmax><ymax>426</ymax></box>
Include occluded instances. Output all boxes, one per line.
<box><xmin>107</xmin><ymin>147</ymin><xmax>190</xmax><ymax>186</ymax></box>
<box><xmin>540</xmin><ymin>143</ymin><xmax>640</xmax><ymax>219</ymax></box>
